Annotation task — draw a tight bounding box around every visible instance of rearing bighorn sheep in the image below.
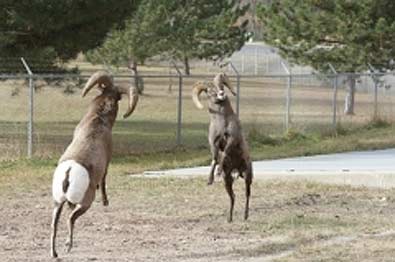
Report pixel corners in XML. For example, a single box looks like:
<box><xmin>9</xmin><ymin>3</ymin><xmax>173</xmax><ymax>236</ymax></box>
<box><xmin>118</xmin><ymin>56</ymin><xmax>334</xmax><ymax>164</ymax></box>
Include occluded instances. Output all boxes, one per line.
<box><xmin>192</xmin><ymin>73</ymin><xmax>253</xmax><ymax>222</ymax></box>
<box><xmin>50</xmin><ymin>71</ymin><xmax>139</xmax><ymax>258</ymax></box>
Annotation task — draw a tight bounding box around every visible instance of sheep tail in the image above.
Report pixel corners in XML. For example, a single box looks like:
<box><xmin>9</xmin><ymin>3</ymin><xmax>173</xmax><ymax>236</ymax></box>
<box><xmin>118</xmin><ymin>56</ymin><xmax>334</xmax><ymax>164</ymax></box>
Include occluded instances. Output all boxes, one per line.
<box><xmin>62</xmin><ymin>167</ymin><xmax>71</xmax><ymax>194</ymax></box>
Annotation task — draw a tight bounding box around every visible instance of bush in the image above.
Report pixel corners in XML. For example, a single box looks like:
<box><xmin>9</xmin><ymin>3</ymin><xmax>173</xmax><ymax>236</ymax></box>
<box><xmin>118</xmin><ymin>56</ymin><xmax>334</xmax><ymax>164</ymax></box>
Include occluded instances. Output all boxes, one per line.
<box><xmin>248</xmin><ymin>127</ymin><xmax>281</xmax><ymax>146</ymax></box>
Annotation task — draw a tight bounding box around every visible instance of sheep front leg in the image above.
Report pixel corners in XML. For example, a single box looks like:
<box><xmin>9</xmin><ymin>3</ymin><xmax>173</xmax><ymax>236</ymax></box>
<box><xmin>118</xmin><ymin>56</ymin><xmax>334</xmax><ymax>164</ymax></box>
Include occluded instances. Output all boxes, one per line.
<box><xmin>216</xmin><ymin>136</ymin><xmax>236</xmax><ymax>177</ymax></box>
<box><xmin>100</xmin><ymin>170</ymin><xmax>109</xmax><ymax>206</ymax></box>
<box><xmin>208</xmin><ymin>143</ymin><xmax>219</xmax><ymax>185</ymax></box>
<box><xmin>50</xmin><ymin>201</ymin><xmax>65</xmax><ymax>258</ymax></box>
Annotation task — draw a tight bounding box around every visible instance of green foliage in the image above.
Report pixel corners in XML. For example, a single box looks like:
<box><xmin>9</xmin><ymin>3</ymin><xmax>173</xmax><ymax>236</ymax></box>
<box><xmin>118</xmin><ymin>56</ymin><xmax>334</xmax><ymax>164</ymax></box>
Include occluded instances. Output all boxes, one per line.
<box><xmin>86</xmin><ymin>14</ymin><xmax>152</xmax><ymax>67</ymax></box>
<box><xmin>248</xmin><ymin>127</ymin><xmax>281</xmax><ymax>146</ymax></box>
<box><xmin>365</xmin><ymin>117</ymin><xmax>391</xmax><ymax>129</ymax></box>
<box><xmin>139</xmin><ymin>0</ymin><xmax>251</xmax><ymax>63</ymax></box>
<box><xmin>0</xmin><ymin>0</ymin><xmax>139</xmax><ymax>67</ymax></box>
<box><xmin>258</xmin><ymin>0</ymin><xmax>395</xmax><ymax>72</ymax></box>
<box><xmin>284</xmin><ymin>129</ymin><xmax>308</xmax><ymax>142</ymax></box>
<box><xmin>87</xmin><ymin>0</ymin><xmax>250</xmax><ymax>74</ymax></box>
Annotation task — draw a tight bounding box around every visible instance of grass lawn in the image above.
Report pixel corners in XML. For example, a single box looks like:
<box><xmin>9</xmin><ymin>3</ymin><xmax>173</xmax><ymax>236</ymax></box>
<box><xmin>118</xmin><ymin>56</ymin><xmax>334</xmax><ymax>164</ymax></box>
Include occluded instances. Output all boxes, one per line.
<box><xmin>1</xmin><ymin>113</ymin><xmax>395</xmax><ymax>261</ymax></box>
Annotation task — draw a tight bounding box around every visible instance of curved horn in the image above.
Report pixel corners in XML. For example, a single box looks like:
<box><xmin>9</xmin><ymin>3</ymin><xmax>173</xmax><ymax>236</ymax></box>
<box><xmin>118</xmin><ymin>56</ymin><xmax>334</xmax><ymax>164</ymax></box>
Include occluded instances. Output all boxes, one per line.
<box><xmin>119</xmin><ymin>85</ymin><xmax>139</xmax><ymax>118</ymax></box>
<box><xmin>192</xmin><ymin>81</ymin><xmax>208</xmax><ymax>109</ymax></box>
<box><xmin>82</xmin><ymin>71</ymin><xmax>113</xmax><ymax>97</ymax></box>
<box><xmin>222</xmin><ymin>74</ymin><xmax>236</xmax><ymax>96</ymax></box>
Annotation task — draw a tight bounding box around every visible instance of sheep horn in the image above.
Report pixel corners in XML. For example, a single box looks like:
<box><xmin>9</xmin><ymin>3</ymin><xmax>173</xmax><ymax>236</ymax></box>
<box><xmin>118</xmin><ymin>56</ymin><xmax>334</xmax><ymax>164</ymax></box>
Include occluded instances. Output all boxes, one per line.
<box><xmin>82</xmin><ymin>71</ymin><xmax>113</xmax><ymax>97</ymax></box>
<box><xmin>119</xmin><ymin>85</ymin><xmax>139</xmax><ymax>118</ymax></box>
<box><xmin>192</xmin><ymin>81</ymin><xmax>208</xmax><ymax>109</ymax></box>
<box><xmin>218</xmin><ymin>73</ymin><xmax>236</xmax><ymax>96</ymax></box>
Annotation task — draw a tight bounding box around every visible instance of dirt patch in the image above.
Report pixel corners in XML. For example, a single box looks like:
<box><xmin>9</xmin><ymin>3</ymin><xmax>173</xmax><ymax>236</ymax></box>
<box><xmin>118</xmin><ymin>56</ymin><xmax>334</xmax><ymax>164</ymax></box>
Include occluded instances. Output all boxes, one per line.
<box><xmin>1</xmin><ymin>178</ymin><xmax>395</xmax><ymax>261</ymax></box>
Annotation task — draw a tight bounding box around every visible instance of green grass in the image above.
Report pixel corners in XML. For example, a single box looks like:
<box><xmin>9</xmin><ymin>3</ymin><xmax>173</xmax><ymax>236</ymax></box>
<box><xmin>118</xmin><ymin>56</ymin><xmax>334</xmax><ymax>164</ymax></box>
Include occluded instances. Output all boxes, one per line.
<box><xmin>1</xmin><ymin>121</ymin><xmax>395</xmax><ymax>194</ymax></box>
<box><xmin>249</xmin><ymin>120</ymin><xmax>395</xmax><ymax>160</ymax></box>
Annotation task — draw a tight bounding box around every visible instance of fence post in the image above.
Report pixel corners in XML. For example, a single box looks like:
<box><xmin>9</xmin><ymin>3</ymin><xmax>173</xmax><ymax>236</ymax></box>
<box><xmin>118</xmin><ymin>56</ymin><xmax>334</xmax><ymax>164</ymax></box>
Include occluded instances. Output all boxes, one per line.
<box><xmin>229</xmin><ymin>62</ymin><xmax>241</xmax><ymax>116</ymax></box>
<box><xmin>254</xmin><ymin>46</ymin><xmax>258</xmax><ymax>75</ymax></box>
<box><xmin>172</xmin><ymin>61</ymin><xmax>183</xmax><ymax>146</ymax></box>
<box><xmin>241</xmin><ymin>54</ymin><xmax>245</xmax><ymax>74</ymax></box>
<box><xmin>328</xmin><ymin>63</ymin><xmax>338</xmax><ymax>133</ymax></box>
<box><xmin>20</xmin><ymin>57</ymin><xmax>34</xmax><ymax>158</ymax></box>
<box><xmin>266</xmin><ymin>55</ymin><xmax>269</xmax><ymax>74</ymax></box>
<box><xmin>368</xmin><ymin>64</ymin><xmax>378</xmax><ymax>120</ymax></box>
<box><xmin>281</xmin><ymin>61</ymin><xmax>291</xmax><ymax>132</ymax></box>
<box><xmin>374</xmin><ymin>76</ymin><xmax>378</xmax><ymax>119</ymax></box>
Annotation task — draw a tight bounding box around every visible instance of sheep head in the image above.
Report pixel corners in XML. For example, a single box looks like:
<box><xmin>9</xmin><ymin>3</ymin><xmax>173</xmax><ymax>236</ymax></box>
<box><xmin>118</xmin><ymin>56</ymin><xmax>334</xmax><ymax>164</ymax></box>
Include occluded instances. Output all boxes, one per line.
<box><xmin>82</xmin><ymin>71</ymin><xmax>139</xmax><ymax>118</ymax></box>
<box><xmin>213</xmin><ymin>72</ymin><xmax>236</xmax><ymax>96</ymax></box>
<box><xmin>192</xmin><ymin>73</ymin><xmax>236</xmax><ymax>110</ymax></box>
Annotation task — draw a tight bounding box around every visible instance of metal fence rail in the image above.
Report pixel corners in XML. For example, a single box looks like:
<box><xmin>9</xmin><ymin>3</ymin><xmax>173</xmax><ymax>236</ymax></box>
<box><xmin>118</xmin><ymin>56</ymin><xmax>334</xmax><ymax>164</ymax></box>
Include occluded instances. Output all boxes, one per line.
<box><xmin>1</xmin><ymin>59</ymin><xmax>394</xmax><ymax>160</ymax></box>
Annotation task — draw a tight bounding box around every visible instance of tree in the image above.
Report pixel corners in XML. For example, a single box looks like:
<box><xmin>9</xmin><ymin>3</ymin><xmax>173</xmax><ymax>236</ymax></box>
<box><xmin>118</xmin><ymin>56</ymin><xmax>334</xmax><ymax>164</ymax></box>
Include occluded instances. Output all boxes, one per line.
<box><xmin>150</xmin><ymin>0</ymin><xmax>251</xmax><ymax>75</ymax></box>
<box><xmin>258</xmin><ymin>0</ymin><xmax>395</xmax><ymax>115</ymax></box>
<box><xmin>86</xmin><ymin>9</ymin><xmax>155</xmax><ymax>93</ymax></box>
<box><xmin>0</xmin><ymin>0</ymin><xmax>139</xmax><ymax>71</ymax></box>
<box><xmin>88</xmin><ymin>0</ymin><xmax>251</xmax><ymax>76</ymax></box>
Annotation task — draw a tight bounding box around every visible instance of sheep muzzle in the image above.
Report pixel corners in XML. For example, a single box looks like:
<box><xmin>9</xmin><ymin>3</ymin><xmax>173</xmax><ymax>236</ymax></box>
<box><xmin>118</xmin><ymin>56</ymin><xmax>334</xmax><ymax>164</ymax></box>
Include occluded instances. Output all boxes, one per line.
<box><xmin>216</xmin><ymin>90</ymin><xmax>226</xmax><ymax>101</ymax></box>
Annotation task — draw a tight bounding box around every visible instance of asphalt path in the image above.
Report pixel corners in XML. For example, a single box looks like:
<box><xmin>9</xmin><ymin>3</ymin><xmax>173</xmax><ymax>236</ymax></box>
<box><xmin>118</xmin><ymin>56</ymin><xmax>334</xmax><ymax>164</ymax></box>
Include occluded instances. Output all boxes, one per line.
<box><xmin>142</xmin><ymin>149</ymin><xmax>395</xmax><ymax>188</ymax></box>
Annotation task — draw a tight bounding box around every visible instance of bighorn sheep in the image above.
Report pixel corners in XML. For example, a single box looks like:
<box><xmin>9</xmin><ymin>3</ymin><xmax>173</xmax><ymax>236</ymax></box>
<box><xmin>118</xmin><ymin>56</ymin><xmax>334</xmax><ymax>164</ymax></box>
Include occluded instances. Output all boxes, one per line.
<box><xmin>50</xmin><ymin>71</ymin><xmax>139</xmax><ymax>258</ymax></box>
<box><xmin>192</xmin><ymin>73</ymin><xmax>253</xmax><ymax>222</ymax></box>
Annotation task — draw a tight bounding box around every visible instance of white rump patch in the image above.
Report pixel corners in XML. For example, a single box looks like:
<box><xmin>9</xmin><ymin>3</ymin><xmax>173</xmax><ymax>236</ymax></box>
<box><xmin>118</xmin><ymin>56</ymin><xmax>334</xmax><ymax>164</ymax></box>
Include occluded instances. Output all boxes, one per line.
<box><xmin>52</xmin><ymin>160</ymin><xmax>90</xmax><ymax>204</ymax></box>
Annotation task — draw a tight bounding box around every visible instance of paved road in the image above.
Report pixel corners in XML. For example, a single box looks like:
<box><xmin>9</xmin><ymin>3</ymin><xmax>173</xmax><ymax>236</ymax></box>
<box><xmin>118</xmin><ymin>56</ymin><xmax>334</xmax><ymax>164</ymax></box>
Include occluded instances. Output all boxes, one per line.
<box><xmin>143</xmin><ymin>149</ymin><xmax>395</xmax><ymax>188</ymax></box>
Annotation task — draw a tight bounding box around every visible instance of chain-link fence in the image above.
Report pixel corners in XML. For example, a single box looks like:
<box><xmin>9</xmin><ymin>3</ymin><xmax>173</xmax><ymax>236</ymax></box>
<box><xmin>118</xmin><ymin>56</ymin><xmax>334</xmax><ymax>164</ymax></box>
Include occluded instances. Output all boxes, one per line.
<box><xmin>1</xmin><ymin>59</ymin><xmax>395</xmax><ymax>160</ymax></box>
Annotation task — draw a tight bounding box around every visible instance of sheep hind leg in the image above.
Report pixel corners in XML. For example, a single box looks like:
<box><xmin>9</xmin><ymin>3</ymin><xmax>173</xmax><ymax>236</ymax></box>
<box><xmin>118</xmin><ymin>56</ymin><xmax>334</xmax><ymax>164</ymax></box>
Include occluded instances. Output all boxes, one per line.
<box><xmin>244</xmin><ymin>164</ymin><xmax>253</xmax><ymax>220</ymax></box>
<box><xmin>244</xmin><ymin>176</ymin><xmax>252</xmax><ymax>220</ymax></box>
<box><xmin>50</xmin><ymin>201</ymin><xmax>65</xmax><ymax>258</ymax></box>
<box><xmin>224</xmin><ymin>173</ymin><xmax>235</xmax><ymax>223</ymax></box>
<box><xmin>65</xmin><ymin>204</ymin><xmax>89</xmax><ymax>253</ymax></box>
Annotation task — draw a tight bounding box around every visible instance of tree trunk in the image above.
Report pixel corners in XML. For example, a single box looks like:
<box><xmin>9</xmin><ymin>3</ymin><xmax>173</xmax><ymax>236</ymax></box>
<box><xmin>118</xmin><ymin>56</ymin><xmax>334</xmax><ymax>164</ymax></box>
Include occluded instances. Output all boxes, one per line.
<box><xmin>183</xmin><ymin>56</ymin><xmax>190</xmax><ymax>75</ymax></box>
<box><xmin>128</xmin><ymin>60</ymin><xmax>143</xmax><ymax>94</ymax></box>
<box><xmin>344</xmin><ymin>75</ymin><xmax>356</xmax><ymax>115</ymax></box>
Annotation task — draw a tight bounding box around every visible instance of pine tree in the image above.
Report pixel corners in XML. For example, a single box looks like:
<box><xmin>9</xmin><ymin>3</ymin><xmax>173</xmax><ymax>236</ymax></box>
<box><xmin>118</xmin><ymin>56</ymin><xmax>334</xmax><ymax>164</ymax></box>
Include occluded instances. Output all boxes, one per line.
<box><xmin>88</xmin><ymin>0</ymin><xmax>250</xmax><ymax>75</ymax></box>
<box><xmin>258</xmin><ymin>0</ymin><xmax>395</xmax><ymax>114</ymax></box>
<box><xmin>0</xmin><ymin>0</ymin><xmax>139</xmax><ymax>71</ymax></box>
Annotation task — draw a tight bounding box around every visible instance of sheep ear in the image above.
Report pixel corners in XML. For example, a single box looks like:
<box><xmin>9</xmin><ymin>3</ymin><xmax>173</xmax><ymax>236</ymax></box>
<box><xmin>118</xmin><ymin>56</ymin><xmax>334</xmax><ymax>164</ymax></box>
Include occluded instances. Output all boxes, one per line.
<box><xmin>82</xmin><ymin>71</ymin><xmax>113</xmax><ymax>97</ymax></box>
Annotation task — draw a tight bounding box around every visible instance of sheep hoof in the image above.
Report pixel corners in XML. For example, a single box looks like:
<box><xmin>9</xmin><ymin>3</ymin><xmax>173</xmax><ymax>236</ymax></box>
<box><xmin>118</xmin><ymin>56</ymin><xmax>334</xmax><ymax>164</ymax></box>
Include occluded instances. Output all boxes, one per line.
<box><xmin>51</xmin><ymin>250</ymin><xmax>58</xmax><ymax>258</ymax></box>
<box><xmin>207</xmin><ymin>175</ymin><xmax>214</xmax><ymax>185</ymax></box>
<box><xmin>65</xmin><ymin>241</ymin><xmax>72</xmax><ymax>253</ymax></box>
<box><xmin>102</xmin><ymin>199</ymin><xmax>109</xmax><ymax>206</ymax></box>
